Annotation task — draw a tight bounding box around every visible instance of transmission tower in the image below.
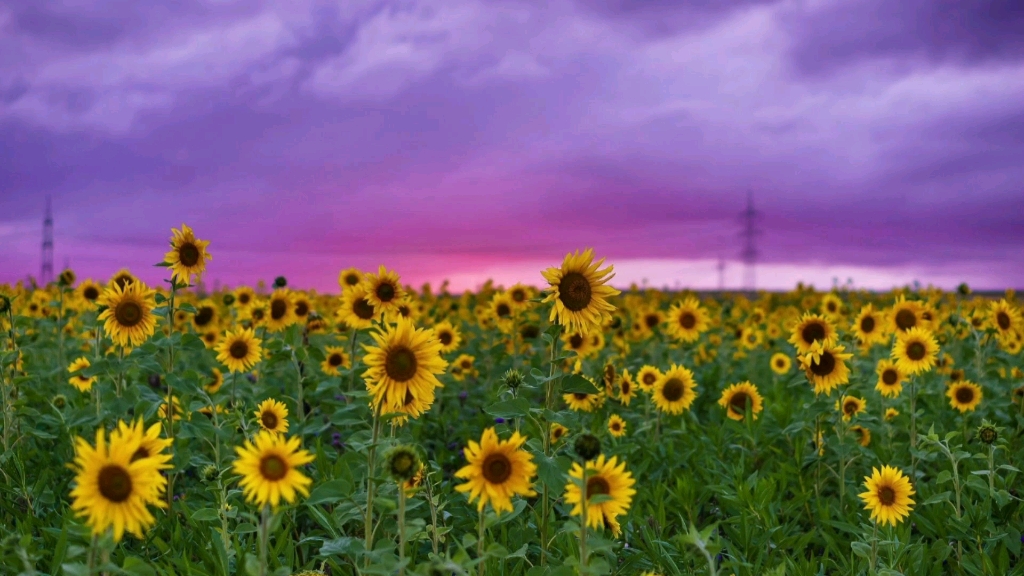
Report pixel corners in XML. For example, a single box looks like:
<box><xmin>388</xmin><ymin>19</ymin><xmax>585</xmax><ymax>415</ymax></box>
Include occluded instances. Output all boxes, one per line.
<box><xmin>717</xmin><ymin>254</ymin><xmax>726</xmax><ymax>291</ymax></box>
<box><xmin>41</xmin><ymin>196</ymin><xmax>54</xmax><ymax>285</ymax></box>
<box><xmin>739</xmin><ymin>191</ymin><xmax>760</xmax><ymax>291</ymax></box>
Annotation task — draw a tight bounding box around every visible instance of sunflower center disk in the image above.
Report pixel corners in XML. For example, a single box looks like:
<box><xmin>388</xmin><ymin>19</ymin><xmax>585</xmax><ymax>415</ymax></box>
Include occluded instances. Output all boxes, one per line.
<box><xmin>496</xmin><ymin>303</ymin><xmax>511</xmax><ymax>317</ymax></box>
<box><xmin>906</xmin><ymin>342</ymin><xmax>926</xmax><ymax>361</ymax></box>
<box><xmin>729</xmin><ymin>392</ymin><xmax>751</xmax><ymax>413</ymax></box>
<box><xmin>239</xmin><ymin>294</ymin><xmax>251</xmax><ymax>304</ymax></box>
<box><xmin>262</xmin><ymin>411</ymin><xmax>278</xmax><ymax>429</ymax></box>
<box><xmin>895</xmin><ymin>310</ymin><xmax>916</xmax><ymax>331</ymax></box>
<box><xmin>585</xmin><ymin>476</ymin><xmax>610</xmax><ymax>500</ymax></box>
<box><xmin>878</xmin><ymin>486</ymin><xmax>896</xmax><ymax>506</ymax></box>
<box><xmin>178</xmin><ymin>243</ymin><xmax>200</xmax><ymax>267</ymax></box>
<box><xmin>194</xmin><ymin>307</ymin><xmax>214</xmax><ymax>326</ymax></box>
<box><xmin>801</xmin><ymin>322</ymin><xmax>826</xmax><ymax>345</ymax></box>
<box><xmin>997</xmin><ymin>312</ymin><xmax>1011</xmax><ymax>330</ymax></box>
<box><xmin>354</xmin><ymin>298</ymin><xmax>375</xmax><ymax>320</ymax></box>
<box><xmin>376</xmin><ymin>283</ymin><xmax>396</xmax><ymax>302</ymax></box>
<box><xmin>83</xmin><ymin>287</ymin><xmax>99</xmax><ymax>300</ymax></box>
<box><xmin>955</xmin><ymin>387</ymin><xmax>974</xmax><ymax>404</ymax></box>
<box><xmin>439</xmin><ymin>332</ymin><xmax>452</xmax><ymax>345</ymax></box>
<box><xmin>329</xmin><ymin>354</ymin><xmax>343</xmax><ymax>367</ymax></box>
<box><xmin>645</xmin><ymin>314</ymin><xmax>659</xmax><ymax>328</ymax></box>
<box><xmin>115</xmin><ymin>301</ymin><xmax>143</xmax><ymax>327</ymax></box>
<box><xmin>98</xmin><ymin>465</ymin><xmax>134</xmax><ymax>503</ymax></box>
<box><xmin>270</xmin><ymin>299</ymin><xmax>288</xmax><ymax>320</ymax></box>
<box><xmin>809</xmin><ymin>352</ymin><xmax>836</xmax><ymax>376</ymax></box>
<box><xmin>482</xmin><ymin>453</ymin><xmax>512</xmax><ymax>483</ymax></box>
<box><xmin>860</xmin><ymin>316</ymin><xmax>875</xmax><ymax>333</ymax></box>
<box><xmin>260</xmin><ymin>455</ymin><xmax>288</xmax><ymax>481</ymax></box>
<box><xmin>662</xmin><ymin>378</ymin><xmax>685</xmax><ymax>402</ymax></box>
<box><xmin>385</xmin><ymin>347</ymin><xmax>418</xmax><ymax>382</ymax></box>
<box><xmin>230</xmin><ymin>341</ymin><xmax>249</xmax><ymax>360</ymax></box>
<box><xmin>882</xmin><ymin>370</ymin><xmax>898</xmax><ymax>385</ymax></box>
<box><xmin>843</xmin><ymin>401</ymin><xmax>858</xmax><ymax>415</ymax></box>
<box><xmin>295</xmin><ymin>301</ymin><xmax>309</xmax><ymax>317</ymax></box>
<box><xmin>558</xmin><ymin>272</ymin><xmax>593</xmax><ymax>312</ymax></box>
<box><xmin>679</xmin><ymin>312</ymin><xmax>696</xmax><ymax>330</ymax></box>
<box><xmin>569</xmin><ymin>334</ymin><xmax>584</xmax><ymax>349</ymax></box>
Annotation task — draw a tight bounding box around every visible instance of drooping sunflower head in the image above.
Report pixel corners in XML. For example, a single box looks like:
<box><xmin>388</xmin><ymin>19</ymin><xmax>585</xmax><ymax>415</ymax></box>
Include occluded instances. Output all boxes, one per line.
<box><xmin>454</xmin><ymin>428</ymin><xmax>537</xmax><ymax>514</ymax></box>
<box><xmin>788</xmin><ymin>313</ymin><xmax>837</xmax><ymax>354</ymax></box>
<box><xmin>362</xmin><ymin>318</ymin><xmax>448</xmax><ymax>415</ymax></box>
<box><xmin>254</xmin><ymin>398</ymin><xmax>289</xmax><ymax>433</ymax></box>
<box><xmin>947</xmin><ymin>381</ymin><xmax>982</xmax><ymax>413</ymax></box>
<box><xmin>97</xmin><ymin>280</ymin><xmax>158</xmax><ymax>348</ymax></box>
<box><xmin>891</xmin><ymin>327</ymin><xmax>939</xmax><ymax>375</ymax></box>
<box><xmin>362</xmin><ymin>265</ymin><xmax>405</xmax><ymax>314</ymax></box>
<box><xmin>859</xmin><ymin>465</ymin><xmax>915</xmax><ymax>526</ymax></box>
<box><xmin>232</xmin><ymin>431</ymin><xmax>314</xmax><ymax>508</ymax></box>
<box><xmin>799</xmin><ymin>341</ymin><xmax>852</xmax><ymax>396</ymax></box>
<box><xmin>652</xmin><ymin>364</ymin><xmax>697</xmax><ymax>415</ymax></box>
<box><xmin>337</xmin><ymin>284</ymin><xmax>378</xmax><ymax>330</ymax></box>
<box><xmin>607</xmin><ymin>414</ymin><xmax>627</xmax><ymax>437</ymax></box>
<box><xmin>718</xmin><ymin>381</ymin><xmax>764</xmax><ymax>421</ymax></box>
<box><xmin>321</xmin><ymin>345</ymin><xmax>351</xmax><ymax>376</ymax></box>
<box><xmin>215</xmin><ymin>327</ymin><xmax>263</xmax><ymax>374</ymax></box>
<box><xmin>564</xmin><ymin>454</ymin><xmax>636</xmax><ymax>534</ymax></box>
<box><xmin>164</xmin><ymin>224</ymin><xmax>212</xmax><ymax>285</ymax></box>
<box><xmin>384</xmin><ymin>445</ymin><xmax>421</xmax><ymax>483</ymax></box>
<box><xmin>206</xmin><ymin>368</ymin><xmax>224</xmax><ymax>394</ymax></box>
<box><xmin>541</xmin><ymin>248</ymin><xmax>621</xmax><ymax>334</ymax></box>
<box><xmin>874</xmin><ymin>359</ymin><xmax>905</xmax><ymax>398</ymax></box>
<box><xmin>850</xmin><ymin>425</ymin><xmax>871</xmax><ymax>447</ymax></box>
<box><xmin>769</xmin><ymin>353</ymin><xmax>792</xmax><ymax>375</ymax></box>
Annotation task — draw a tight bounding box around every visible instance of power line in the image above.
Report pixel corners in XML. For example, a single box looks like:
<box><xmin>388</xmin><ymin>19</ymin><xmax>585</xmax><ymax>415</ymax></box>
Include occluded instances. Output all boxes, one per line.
<box><xmin>41</xmin><ymin>196</ymin><xmax>53</xmax><ymax>285</ymax></box>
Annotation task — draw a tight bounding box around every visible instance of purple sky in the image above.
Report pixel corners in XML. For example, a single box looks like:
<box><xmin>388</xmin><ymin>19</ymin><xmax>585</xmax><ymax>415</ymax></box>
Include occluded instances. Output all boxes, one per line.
<box><xmin>1</xmin><ymin>0</ymin><xmax>1023</xmax><ymax>291</ymax></box>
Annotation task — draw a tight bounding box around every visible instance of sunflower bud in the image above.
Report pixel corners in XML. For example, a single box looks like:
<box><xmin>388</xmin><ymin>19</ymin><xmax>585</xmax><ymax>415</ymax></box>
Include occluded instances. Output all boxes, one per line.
<box><xmin>201</xmin><ymin>464</ymin><xmax>218</xmax><ymax>482</ymax></box>
<box><xmin>58</xmin><ymin>269</ymin><xmax>76</xmax><ymax>287</ymax></box>
<box><xmin>384</xmin><ymin>445</ymin><xmax>421</xmax><ymax>483</ymax></box>
<box><xmin>52</xmin><ymin>394</ymin><xmax>67</xmax><ymax>409</ymax></box>
<box><xmin>977</xmin><ymin>421</ymin><xmax>998</xmax><ymax>445</ymax></box>
<box><xmin>273</xmin><ymin>276</ymin><xmax>288</xmax><ymax>288</ymax></box>
<box><xmin>573</xmin><ymin>433</ymin><xmax>601</xmax><ymax>462</ymax></box>
<box><xmin>0</xmin><ymin>295</ymin><xmax>9</xmax><ymax>314</ymax></box>
<box><xmin>222</xmin><ymin>293</ymin><xmax>236</xmax><ymax>306</ymax></box>
<box><xmin>502</xmin><ymin>368</ymin><xmax>524</xmax><ymax>395</ymax></box>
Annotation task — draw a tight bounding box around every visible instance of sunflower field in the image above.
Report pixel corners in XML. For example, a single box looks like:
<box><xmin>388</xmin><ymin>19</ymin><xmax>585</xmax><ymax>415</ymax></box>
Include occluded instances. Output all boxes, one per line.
<box><xmin>1</xmin><ymin>226</ymin><xmax>1024</xmax><ymax>576</ymax></box>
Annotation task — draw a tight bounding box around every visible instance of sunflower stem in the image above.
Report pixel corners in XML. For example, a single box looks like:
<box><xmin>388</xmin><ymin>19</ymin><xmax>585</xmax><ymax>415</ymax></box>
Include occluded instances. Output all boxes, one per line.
<box><xmin>292</xmin><ymin>351</ymin><xmax>305</xmax><ymax>422</ymax></box>
<box><xmin>987</xmin><ymin>444</ymin><xmax>995</xmax><ymax>498</ymax></box>
<box><xmin>578</xmin><ymin>466</ymin><xmax>589</xmax><ymax>573</ymax></box>
<box><xmin>540</xmin><ymin>329</ymin><xmax>559</xmax><ymax>566</ymax></box>
<box><xmin>258</xmin><ymin>505</ymin><xmax>270</xmax><ymax>576</ymax></box>
<box><xmin>56</xmin><ymin>286</ymin><xmax>65</xmax><ymax>369</ymax></box>
<box><xmin>165</xmin><ymin>282</ymin><xmax>177</xmax><ymax>510</ymax></box>
<box><xmin>364</xmin><ymin>402</ymin><xmax>383</xmax><ymax>564</ymax></box>
<box><xmin>477</xmin><ymin>507</ymin><xmax>486</xmax><ymax>576</ymax></box>
<box><xmin>869</xmin><ymin>521</ymin><xmax>878</xmax><ymax>575</ymax></box>
<box><xmin>424</xmin><ymin>471</ymin><xmax>440</xmax><ymax>555</ymax></box>
<box><xmin>397</xmin><ymin>480</ymin><xmax>407</xmax><ymax>576</ymax></box>
<box><xmin>348</xmin><ymin>329</ymin><xmax>359</xmax><ymax>393</ymax></box>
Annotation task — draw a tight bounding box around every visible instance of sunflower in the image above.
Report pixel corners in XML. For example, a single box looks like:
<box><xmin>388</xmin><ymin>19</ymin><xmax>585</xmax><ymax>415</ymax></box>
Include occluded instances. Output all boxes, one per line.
<box><xmin>114</xmin><ymin>419</ymin><xmax>172</xmax><ymax>465</ymax></box>
<box><xmin>652</xmin><ymin>364</ymin><xmax>697</xmax><ymax>415</ymax></box>
<box><xmin>718</xmin><ymin>381</ymin><xmax>764</xmax><ymax>421</ymax></box>
<box><xmin>851</xmin><ymin>425</ymin><xmax>871</xmax><ymax>447</ymax></box>
<box><xmin>541</xmin><ymin>248</ymin><xmax>621</xmax><ymax>334</ymax></box>
<box><xmin>108</xmin><ymin>269</ymin><xmax>138</xmax><ymax>291</ymax></box>
<box><xmin>607</xmin><ymin>414</ymin><xmax>627</xmax><ymax>437</ymax></box>
<box><xmin>875</xmin><ymin>359</ymin><xmax>905</xmax><ymax>398</ymax></box>
<box><xmin>990</xmin><ymin>299</ymin><xmax>1022</xmax><ymax>338</ymax></box>
<box><xmin>76</xmin><ymin>279</ymin><xmax>103</xmax><ymax>308</ymax></box>
<box><xmin>889</xmin><ymin>296</ymin><xmax>926</xmax><ymax>334</ymax></box>
<box><xmin>859</xmin><ymin>465</ymin><xmax>915</xmax><ymax>526</ymax></box>
<box><xmin>206</xmin><ymin>368</ymin><xmax>224</xmax><ymax>394</ymax></box>
<box><xmin>884</xmin><ymin>408</ymin><xmax>900</xmax><ymax>422</ymax></box>
<box><xmin>891</xmin><ymin>327</ymin><xmax>939</xmax><ymax>375</ymax></box>
<box><xmin>337</xmin><ymin>284</ymin><xmax>378</xmax><ymax>330</ymax></box>
<box><xmin>215</xmin><ymin>328</ymin><xmax>263</xmax><ymax>373</ymax></box>
<box><xmin>507</xmin><ymin>283</ymin><xmax>533</xmax><ymax>309</ymax></box>
<box><xmin>164</xmin><ymin>224</ymin><xmax>212</xmax><ymax>285</ymax></box>
<box><xmin>159</xmin><ymin>395</ymin><xmax>184</xmax><ymax>423</ymax></box>
<box><xmin>233</xmin><ymin>431</ymin><xmax>314</xmax><ymax>508</ymax></box>
<box><xmin>638</xmin><ymin>308</ymin><xmax>664</xmax><ymax>336</ymax></box>
<box><xmin>69</xmin><ymin>426</ymin><xmax>169</xmax><ymax>541</ymax></box>
<box><xmin>564</xmin><ymin>454</ymin><xmax>636</xmax><ymax>534</ymax></box>
<box><xmin>618</xmin><ymin>370</ymin><xmax>637</xmax><ymax>406</ymax></box>
<box><xmin>388</xmin><ymin>385</ymin><xmax>438</xmax><ymax>425</ymax></box>
<box><xmin>837</xmin><ymin>395</ymin><xmax>866</xmax><ymax>422</ymax></box>
<box><xmin>191</xmin><ymin>300</ymin><xmax>219</xmax><ymax>332</ymax></box>
<box><xmin>769</xmin><ymin>353</ymin><xmax>792</xmax><ymax>375</ymax></box>
<box><xmin>234</xmin><ymin>286</ymin><xmax>256</xmax><ymax>310</ymax></box>
<box><xmin>564</xmin><ymin>389</ymin><xmax>604</xmax><ymax>413</ymax></box>
<box><xmin>788</xmin><ymin>313</ymin><xmax>837</xmax><ymax>354</ymax></box>
<box><xmin>450</xmin><ymin>354</ymin><xmax>476</xmax><ymax>382</ymax></box>
<box><xmin>738</xmin><ymin>326</ymin><xmax>764</xmax><ymax>350</ymax></box>
<box><xmin>320</xmin><ymin>346</ymin><xmax>350</xmax><ymax>376</ymax></box>
<box><xmin>98</xmin><ymin>280</ymin><xmax>158</xmax><ymax>348</ymax></box>
<box><xmin>454</xmin><ymin>428</ymin><xmax>537</xmax><ymax>514</ymax></box>
<box><xmin>852</xmin><ymin>304</ymin><xmax>886</xmax><ymax>346</ymax></box>
<box><xmin>292</xmin><ymin>294</ymin><xmax>313</xmax><ymax>321</ymax></box>
<box><xmin>799</xmin><ymin>341</ymin><xmax>852</xmax><ymax>396</ymax></box>
<box><xmin>635</xmin><ymin>365</ymin><xmax>662</xmax><ymax>393</ymax></box>
<box><xmin>362</xmin><ymin>266</ymin><xmax>405</xmax><ymax>316</ymax></box>
<box><xmin>819</xmin><ymin>293</ymin><xmax>844</xmax><ymax>318</ymax></box>
<box><xmin>550</xmin><ymin>423</ymin><xmax>569</xmax><ymax>445</ymax></box>
<box><xmin>402</xmin><ymin>462</ymin><xmax>427</xmax><ymax>495</ymax></box>
<box><xmin>338</xmin><ymin>268</ymin><xmax>363</xmax><ymax>291</ymax></box>
<box><xmin>431</xmin><ymin>320</ymin><xmax>462</xmax><ymax>354</ymax></box>
<box><xmin>947</xmin><ymin>381</ymin><xmax>982</xmax><ymax>412</ymax></box>
<box><xmin>68</xmin><ymin>357</ymin><xmax>96</xmax><ymax>392</ymax></box>
<box><xmin>266</xmin><ymin>290</ymin><xmax>297</xmax><ymax>332</ymax></box>
<box><xmin>362</xmin><ymin>318</ymin><xmax>447</xmax><ymax>414</ymax></box>
<box><xmin>563</xmin><ymin>330</ymin><xmax>598</xmax><ymax>359</ymax></box>
<box><xmin>255</xmin><ymin>399</ymin><xmax>289</xmax><ymax>433</ymax></box>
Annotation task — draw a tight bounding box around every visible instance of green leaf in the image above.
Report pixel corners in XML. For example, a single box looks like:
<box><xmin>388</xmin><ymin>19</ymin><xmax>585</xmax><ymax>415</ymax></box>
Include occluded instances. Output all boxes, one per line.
<box><xmin>850</xmin><ymin>541</ymin><xmax>872</xmax><ymax>559</ymax></box>
<box><xmin>319</xmin><ymin>537</ymin><xmax>363</xmax><ymax>557</ymax></box>
<box><xmin>121</xmin><ymin>557</ymin><xmax>157</xmax><ymax>576</ymax></box>
<box><xmin>534</xmin><ymin>452</ymin><xmax>567</xmax><ymax>491</ymax></box>
<box><xmin>561</xmin><ymin>374</ymin><xmax>598</xmax><ymax>394</ymax></box>
<box><xmin>305</xmin><ymin>479</ymin><xmax>355</xmax><ymax>506</ymax></box>
<box><xmin>190</xmin><ymin>508</ymin><xmax>221</xmax><ymax>522</ymax></box>
<box><xmin>485</xmin><ymin>399</ymin><xmax>531</xmax><ymax>419</ymax></box>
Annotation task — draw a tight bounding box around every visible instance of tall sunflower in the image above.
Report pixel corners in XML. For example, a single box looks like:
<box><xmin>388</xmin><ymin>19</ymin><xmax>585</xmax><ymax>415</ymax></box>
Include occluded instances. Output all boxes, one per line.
<box><xmin>718</xmin><ymin>381</ymin><xmax>764</xmax><ymax>421</ymax></box>
<box><xmin>362</xmin><ymin>318</ymin><xmax>447</xmax><ymax>414</ymax></box>
<box><xmin>891</xmin><ymin>327</ymin><xmax>939</xmax><ymax>375</ymax></box>
<box><xmin>875</xmin><ymin>359</ymin><xmax>905</xmax><ymax>398</ymax></box>
<box><xmin>164</xmin><ymin>224</ymin><xmax>212</xmax><ymax>285</ymax></box>
<box><xmin>788</xmin><ymin>313</ymin><xmax>837</xmax><ymax>354</ymax></box>
<box><xmin>215</xmin><ymin>328</ymin><xmax>263</xmax><ymax>373</ymax></box>
<box><xmin>255</xmin><ymin>399</ymin><xmax>289</xmax><ymax>433</ymax></box>
<box><xmin>800</xmin><ymin>341</ymin><xmax>852</xmax><ymax>396</ymax></box>
<box><xmin>652</xmin><ymin>364</ymin><xmax>698</xmax><ymax>415</ymax></box>
<box><xmin>337</xmin><ymin>284</ymin><xmax>377</xmax><ymax>330</ymax></box>
<box><xmin>69</xmin><ymin>426</ymin><xmax>169</xmax><ymax>541</ymax></box>
<box><xmin>859</xmin><ymin>465</ymin><xmax>915</xmax><ymax>526</ymax></box>
<box><xmin>232</xmin><ymin>431</ymin><xmax>314</xmax><ymax>508</ymax></box>
<box><xmin>564</xmin><ymin>454</ymin><xmax>636</xmax><ymax>534</ymax></box>
<box><xmin>454</xmin><ymin>428</ymin><xmax>537</xmax><ymax>514</ymax></box>
<box><xmin>663</xmin><ymin>297</ymin><xmax>710</xmax><ymax>343</ymax></box>
<box><xmin>947</xmin><ymin>381</ymin><xmax>982</xmax><ymax>412</ymax></box>
<box><xmin>68</xmin><ymin>357</ymin><xmax>96</xmax><ymax>392</ymax></box>
<box><xmin>362</xmin><ymin>266</ymin><xmax>405</xmax><ymax>316</ymax></box>
<box><xmin>266</xmin><ymin>290</ymin><xmax>296</xmax><ymax>333</ymax></box>
<box><xmin>541</xmin><ymin>248</ymin><xmax>621</xmax><ymax>334</ymax></box>
<box><xmin>98</xmin><ymin>280</ymin><xmax>158</xmax><ymax>348</ymax></box>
